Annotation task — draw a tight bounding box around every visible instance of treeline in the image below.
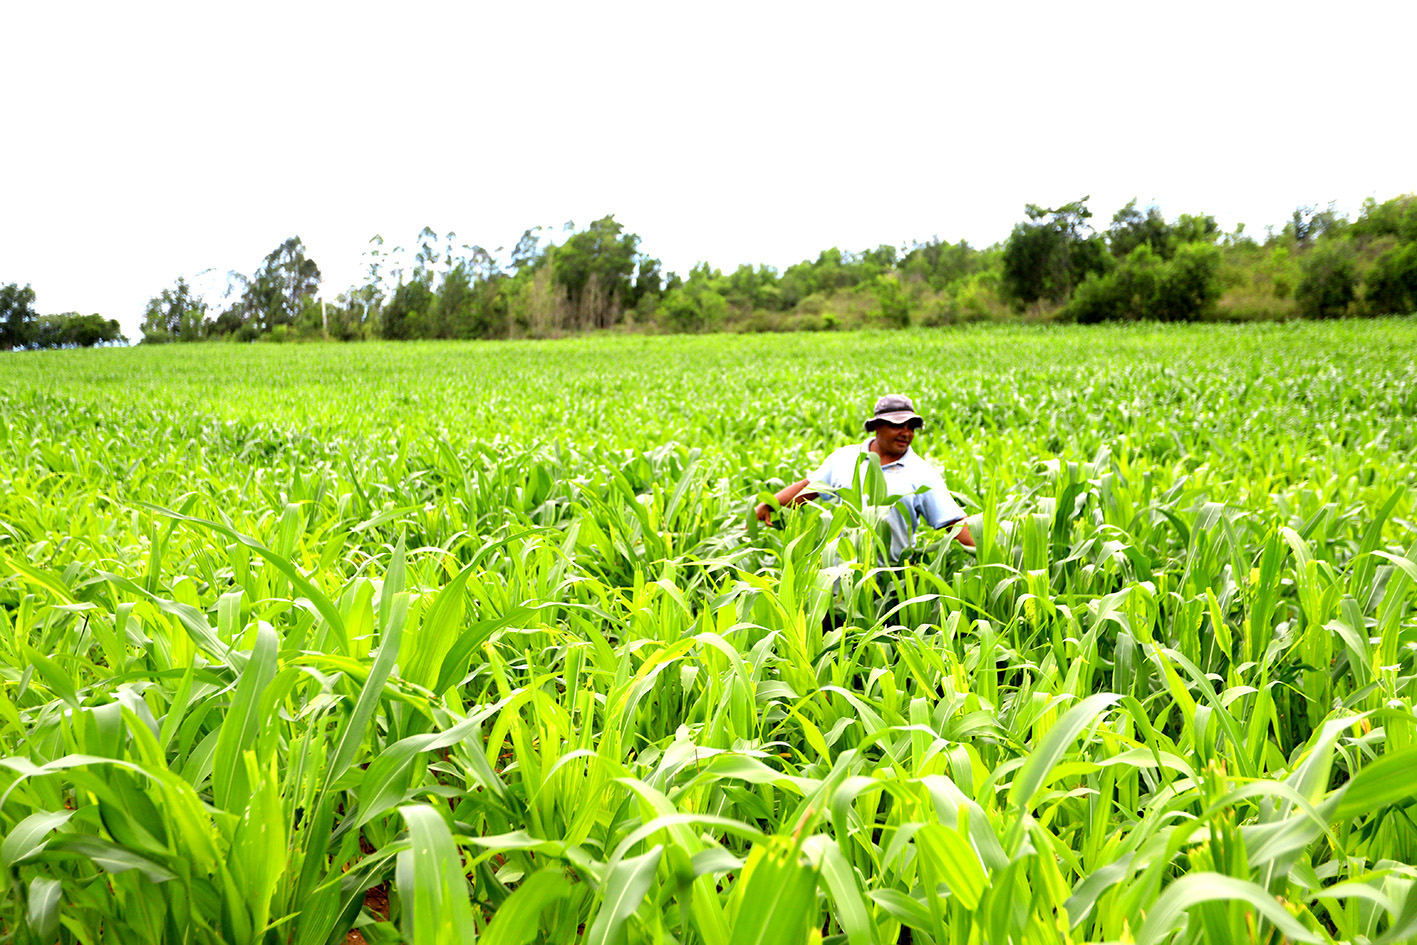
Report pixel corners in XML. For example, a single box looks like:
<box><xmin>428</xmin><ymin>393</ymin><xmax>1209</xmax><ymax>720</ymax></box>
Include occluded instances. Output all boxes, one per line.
<box><xmin>0</xmin><ymin>284</ymin><xmax>125</xmax><ymax>351</ymax></box>
<box><xmin>1002</xmin><ymin>196</ymin><xmax>1417</xmax><ymax>324</ymax></box>
<box><xmin>6</xmin><ymin>194</ymin><xmax>1416</xmax><ymax>350</ymax></box>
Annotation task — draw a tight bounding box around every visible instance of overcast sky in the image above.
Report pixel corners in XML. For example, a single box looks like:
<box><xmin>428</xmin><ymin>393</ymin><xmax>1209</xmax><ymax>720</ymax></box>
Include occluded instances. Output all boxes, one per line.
<box><xmin>4</xmin><ymin>0</ymin><xmax>1413</xmax><ymax>339</ymax></box>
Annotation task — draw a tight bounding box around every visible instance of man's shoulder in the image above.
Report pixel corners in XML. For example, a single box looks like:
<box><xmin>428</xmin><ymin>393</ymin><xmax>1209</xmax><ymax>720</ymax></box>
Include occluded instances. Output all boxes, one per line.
<box><xmin>810</xmin><ymin>441</ymin><xmax>868</xmax><ymax>483</ymax></box>
<box><xmin>901</xmin><ymin>448</ymin><xmax>947</xmax><ymax>481</ymax></box>
<box><xmin>828</xmin><ymin>440</ymin><xmax>868</xmax><ymax>460</ymax></box>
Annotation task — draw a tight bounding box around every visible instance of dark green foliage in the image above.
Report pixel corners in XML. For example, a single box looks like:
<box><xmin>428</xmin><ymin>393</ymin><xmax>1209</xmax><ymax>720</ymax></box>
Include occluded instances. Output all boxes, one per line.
<box><xmin>0</xmin><ymin>282</ymin><xmax>38</xmax><ymax>350</ymax></box>
<box><xmin>0</xmin><ymin>284</ymin><xmax>124</xmax><ymax>349</ymax></box>
<box><xmin>33</xmin><ymin>313</ymin><xmax>126</xmax><ymax>347</ymax></box>
<box><xmin>1108</xmin><ymin>200</ymin><xmax>1172</xmax><ymax>259</ymax></box>
<box><xmin>1295</xmin><ymin>238</ymin><xmax>1357</xmax><ymax>318</ymax></box>
<box><xmin>220</xmin><ymin>237</ymin><xmax>322</xmax><ymax>336</ymax></box>
<box><xmin>550</xmin><ymin>215</ymin><xmax>642</xmax><ymax>329</ymax></box>
<box><xmin>1109</xmin><ymin>201</ymin><xmax>1219</xmax><ymax>262</ymax></box>
<box><xmin>140</xmin><ymin>277</ymin><xmax>208</xmax><ymax>343</ymax></box>
<box><xmin>1364</xmin><ymin>242</ymin><xmax>1417</xmax><ymax>315</ymax></box>
<box><xmin>1001</xmin><ymin>198</ymin><xmax>1109</xmax><ymax>307</ymax></box>
<box><xmin>1155</xmin><ymin>243</ymin><xmax>1223</xmax><ymax>320</ymax></box>
<box><xmin>1066</xmin><ymin>242</ymin><xmax>1222</xmax><ymax>323</ymax></box>
<box><xmin>382</xmin><ymin>279</ymin><xmax>436</xmax><ymax>340</ymax></box>
<box><xmin>631</xmin><ymin>255</ymin><xmax>663</xmax><ymax>311</ymax></box>
<box><xmin>433</xmin><ymin>264</ymin><xmax>476</xmax><ymax>339</ymax></box>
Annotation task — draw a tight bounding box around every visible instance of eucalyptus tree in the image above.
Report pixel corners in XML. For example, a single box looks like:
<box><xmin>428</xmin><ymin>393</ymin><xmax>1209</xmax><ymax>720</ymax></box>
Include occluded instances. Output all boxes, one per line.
<box><xmin>139</xmin><ymin>277</ymin><xmax>208</xmax><ymax>343</ymax></box>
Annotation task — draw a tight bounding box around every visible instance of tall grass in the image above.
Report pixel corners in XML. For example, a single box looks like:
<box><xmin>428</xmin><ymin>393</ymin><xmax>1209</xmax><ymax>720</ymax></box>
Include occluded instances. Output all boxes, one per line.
<box><xmin>1</xmin><ymin>321</ymin><xmax>1416</xmax><ymax>943</ymax></box>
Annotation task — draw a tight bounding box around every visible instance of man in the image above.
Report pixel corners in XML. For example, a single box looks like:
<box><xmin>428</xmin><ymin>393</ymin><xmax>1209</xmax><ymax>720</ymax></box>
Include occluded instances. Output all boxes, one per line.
<box><xmin>754</xmin><ymin>394</ymin><xmax>975</xmax><ymax>559</ymax></box>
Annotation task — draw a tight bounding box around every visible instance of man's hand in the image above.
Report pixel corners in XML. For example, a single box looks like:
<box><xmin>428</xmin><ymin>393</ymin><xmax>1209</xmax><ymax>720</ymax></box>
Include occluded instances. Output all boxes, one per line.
<box><xmin>748</xmin><ymin>479</ymin><xmax>815</xmax><ymax>529</ymax></box>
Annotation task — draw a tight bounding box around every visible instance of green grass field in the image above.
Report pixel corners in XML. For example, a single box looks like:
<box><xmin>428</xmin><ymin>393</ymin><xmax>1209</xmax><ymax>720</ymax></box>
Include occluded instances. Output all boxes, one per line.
<box><xmin>2</xmin><ymin>321</ymin><xmax>1417</xmax><ymax>945</ymax></box>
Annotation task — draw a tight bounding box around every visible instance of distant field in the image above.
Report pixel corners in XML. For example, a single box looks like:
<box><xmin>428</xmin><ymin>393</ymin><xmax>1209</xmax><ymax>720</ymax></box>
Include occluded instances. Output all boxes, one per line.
<box><xmin>2</xmin><ymin>321</ymin><xmax>1416</xmax><ymax>944</ymax></box>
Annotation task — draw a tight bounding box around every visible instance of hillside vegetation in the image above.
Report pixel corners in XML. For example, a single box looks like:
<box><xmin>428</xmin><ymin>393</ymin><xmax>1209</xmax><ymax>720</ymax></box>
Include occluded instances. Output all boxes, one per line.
<box><xmin>6</xmin><ymin>195</ymin><xmax>1416</xmax><ymax>349</ymax></box>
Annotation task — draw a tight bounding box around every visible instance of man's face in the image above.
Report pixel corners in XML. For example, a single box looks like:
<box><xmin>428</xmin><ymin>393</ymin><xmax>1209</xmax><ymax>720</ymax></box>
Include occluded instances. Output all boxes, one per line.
<box><xmin>873</xmin><ymin>420</ymin><xmax>917</xmax><ymax>455</ymax></box>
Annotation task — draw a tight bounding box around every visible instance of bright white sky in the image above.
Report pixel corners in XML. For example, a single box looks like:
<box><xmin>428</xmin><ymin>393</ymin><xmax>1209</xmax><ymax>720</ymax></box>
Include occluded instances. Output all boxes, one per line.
<box><xmin>3</xmin><ymin>0</ymin><xmax>1413</xmax><ymax>339</ymax></box>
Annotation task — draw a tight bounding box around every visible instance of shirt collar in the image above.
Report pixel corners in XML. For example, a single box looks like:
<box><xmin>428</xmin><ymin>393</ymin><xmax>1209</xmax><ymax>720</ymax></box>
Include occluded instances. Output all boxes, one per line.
<box><xmin>861</xmin><ymin>438</ymin><xmax>911</xmax><ymax>469</ymax></box>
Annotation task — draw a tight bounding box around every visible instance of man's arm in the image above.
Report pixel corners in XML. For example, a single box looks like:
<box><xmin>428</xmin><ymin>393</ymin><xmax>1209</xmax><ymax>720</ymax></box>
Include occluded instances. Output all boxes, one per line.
<box><xmin>918</xmin><ymin>464</ymin><xmax>974</xmax><ymax>548</ymax></box>
<box><xmin>754</xmin><ymin>479</ymin><xmax>819</xmax><ymax>523</ymax></box>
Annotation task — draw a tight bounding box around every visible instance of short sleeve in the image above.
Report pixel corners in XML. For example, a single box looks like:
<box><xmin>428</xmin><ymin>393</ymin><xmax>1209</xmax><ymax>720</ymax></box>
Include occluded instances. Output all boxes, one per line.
<box><xmin>806</xmin><ymin>445</ymin><xmax>853</xmax><ymax>491</ymax></box>
<box><xmin>918</xmin><ymin>465</ymin><xmax>967</xmax><ymax>528</ymax></box>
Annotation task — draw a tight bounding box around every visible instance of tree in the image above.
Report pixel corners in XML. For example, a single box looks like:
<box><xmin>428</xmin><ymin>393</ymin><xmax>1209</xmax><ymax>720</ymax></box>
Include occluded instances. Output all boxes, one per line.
<box><xmin>659</xmin><ymin>264</ymin><xmax>728</xmax><ymax>332</ymax></box>
<box><xmin>381</xmin><ymin>279</ymin><xmax>435</xmax><ymax>340</ymax></box>
<box><xmin>1295</xmin><ymin>238</ymin><xmax>1357</xmax><ymax>318</ymax></box>
<box><xmin>34</xmin><ymin>313</ymin><xmax>126</xmax><ymax>348</ymax></box>
<box><xmin>630</xmin><ymin>255</ymin><xmax>664</xmax><ymax>312</ymax></box>
<box><xmin>412</xmin><ymin>226</ymin><xmax>441</xmax><ymax>287</ymax></box>
<box><xmin>1351</xmin><ymin>194</ymin><xmax>1417</xmax><ymax>242</ymax></box>
<box><xmin>723</xmin><ymin>264</ymin><xmax>782</xmax><ymax>312</ymax></box>
<box><xmin>140</xmin><ymin>277</ymin><xmax>208</xmax><ymax>343</ymax></box>
<box><xmin>1001</xmin><ymin>198</ymin><xmax>1109</xmax><ymax>307</ymax></box>
<box><xmin>1171</xmin><ymin>213</ymin><xmax>1220</xmax><ymax>247</ymax></box>
<box><xmin>226</xmin><ymin>237</ymin><xmax>322</xmax><ymax>335</ymax></box>
<box><xmin>0</xmin><ymin>282</ymin><xmax>38</xmax><ymax>350</ymax></box>
<box><xmin>899</xmin><ymin>238</ymin><xmax>981</xmax><ymax>291</ymax></box>
<box><xmin>1288</xmin><ymin>203</ymin><xmax>1346</xmax><ymax>246</ymax></box>
<box><xmin>551</xmin><ymin>216</ymin><xmax>640</xmax><ymax>329</ymax></box>
<box><xmin>1108</xmin><ymin>200</ymin><xmax>1171</xmax><ymax>259</ymax></box>
<box><xmin>511</xmin><ymin>227</ymin><xmax>544</xmax><ymax>271</ymax></box>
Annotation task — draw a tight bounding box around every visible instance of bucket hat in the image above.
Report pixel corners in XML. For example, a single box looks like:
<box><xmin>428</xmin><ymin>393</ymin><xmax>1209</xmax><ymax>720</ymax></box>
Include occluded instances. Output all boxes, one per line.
<box><xmin>865</xmin><ymin>394</ymin><xmax>923</xmax><ymax>430</ymax></box>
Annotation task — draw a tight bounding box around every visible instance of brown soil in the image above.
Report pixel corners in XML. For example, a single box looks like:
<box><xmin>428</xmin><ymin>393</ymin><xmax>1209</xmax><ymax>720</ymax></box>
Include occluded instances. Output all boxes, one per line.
<box><xmin>340</xmin><ymin>883</ymin><xmax>391</xmax><ymax>945</ymax></box>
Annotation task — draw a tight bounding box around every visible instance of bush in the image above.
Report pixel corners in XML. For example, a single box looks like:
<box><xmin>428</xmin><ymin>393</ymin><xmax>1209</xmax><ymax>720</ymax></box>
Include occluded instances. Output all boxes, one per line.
<box><xmin>659</xmin><ymin>285</ymin><xmax>727</xmax><ymax>333</ymax></box>
<box><xmin>1065</xmin><ymin>243</ymin><xmax>1221</xmax><ymax>323</ymax></box>
<box><xmin>870</xmin><ymin>276</ymin><xmax>911</xmax><ymax>328</ymax></box>
<box><xmin>1363</xmin><ymin>243</ymin><xmax>1417</xmax><ymax>315</ymax></box>
<box><xmin>1153</xmin><ymin>243</ymin><xmax>1223</xmax><ymax>321</ymax></box>
<box><xmin>1295</xmin><ymin>239</ymin><xmax>1357</xmax><ymax>318</ymax></box>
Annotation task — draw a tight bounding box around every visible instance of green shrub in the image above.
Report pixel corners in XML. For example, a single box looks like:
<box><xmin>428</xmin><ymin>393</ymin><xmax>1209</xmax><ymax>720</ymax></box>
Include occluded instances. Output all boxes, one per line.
<box><xmin>1295</xmin><ymin>238</ymin><xmax>1358</xmax><ymax>318</ymax></box>
<box><xmin>1153</xmin><ymin>243</ymin><xmax>1224</xmax><ymax>321</ymax></box>
<box><xmin>1363</xmin><ymin>242</ymin><xmax>1417</xmax><ymax>315</ymax></box>
<box><xmin>1065</xmin><ymin>242</ymin><xmax>1221</xmax><ymax>322</ymax></box>
<box><xmin>796</xmin><ymin>292</ymin><xmax>828</xmax><ymax>315</ymax></box>
<box><xmin>870</xmin><ymin>275</ymin><xmax>911</xmax><ymax>328</ymax></box>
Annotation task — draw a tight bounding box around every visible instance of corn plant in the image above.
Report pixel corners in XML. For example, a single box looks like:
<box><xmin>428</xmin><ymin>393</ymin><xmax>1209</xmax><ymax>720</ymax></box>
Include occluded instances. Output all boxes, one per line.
<box><xmin>1</xmin><ymin>321</ymin><xmax>1416</xmax><ymax>943</ymax></box>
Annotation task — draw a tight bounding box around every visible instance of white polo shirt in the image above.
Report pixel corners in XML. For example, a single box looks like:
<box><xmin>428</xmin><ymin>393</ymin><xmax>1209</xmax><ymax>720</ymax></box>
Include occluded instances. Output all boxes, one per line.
<box><xmin>806</xmin><ymin>439</ymin><xmax>967</xmax><ymax>561</ymax></box>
